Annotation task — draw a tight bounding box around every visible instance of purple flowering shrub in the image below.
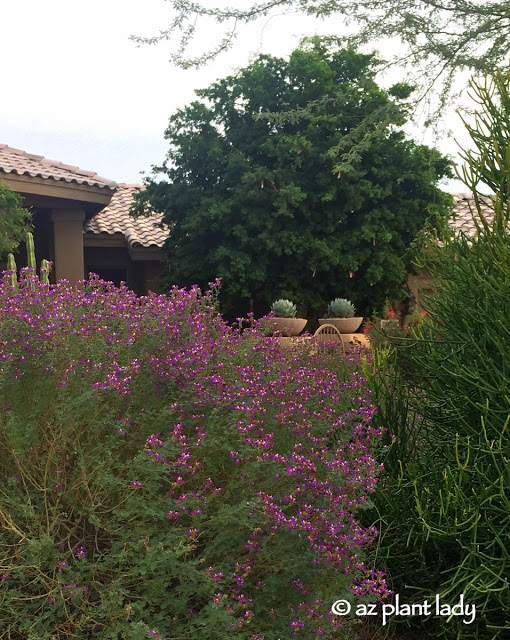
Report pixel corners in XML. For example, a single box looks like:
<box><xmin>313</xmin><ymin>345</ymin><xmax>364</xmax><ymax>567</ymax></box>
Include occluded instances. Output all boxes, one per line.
<box><xmin>0</xmin><ymin>272</ymin><xmax>389</xmax><ymax>639</ymax></box>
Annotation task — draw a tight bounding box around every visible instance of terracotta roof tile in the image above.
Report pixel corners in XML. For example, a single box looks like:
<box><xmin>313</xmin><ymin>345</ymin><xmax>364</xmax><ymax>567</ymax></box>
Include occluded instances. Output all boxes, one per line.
<box><xmin>0</xmin><ymin>144</ymin><xmax>117</xmax><ymax>190</ymax></box>
<box><xmin>450</xmin><ymin>193</ymin><xmax>495</xmax><ymax>235</ymax></box>
<box><xmin>84</xmin><ymin>184</ymin><xmax>168</xmax><ymax>248</ymax></box>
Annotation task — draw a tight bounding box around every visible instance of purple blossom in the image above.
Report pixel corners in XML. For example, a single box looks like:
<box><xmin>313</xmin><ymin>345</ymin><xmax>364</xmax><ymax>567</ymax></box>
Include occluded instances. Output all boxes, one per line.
<box><xmin>0</xmin><ymin>271</ymin><xmax>390</xmax><ymax>637</ymax></box>
<box><xmin>74</xmin><ymin>546</ymin><xmax>86</xmax><ymax>560</ymax></box>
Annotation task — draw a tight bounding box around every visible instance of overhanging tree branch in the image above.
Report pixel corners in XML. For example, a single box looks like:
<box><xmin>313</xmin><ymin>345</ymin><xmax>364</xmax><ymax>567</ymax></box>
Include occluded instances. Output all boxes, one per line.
<box><xmin>132</xmin><ymin>0</ymin><xmax>510</xmax><ymax>113</ymax></box>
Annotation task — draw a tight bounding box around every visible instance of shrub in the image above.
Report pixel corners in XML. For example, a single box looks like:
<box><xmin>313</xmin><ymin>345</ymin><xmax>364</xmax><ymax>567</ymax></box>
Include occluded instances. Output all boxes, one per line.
<box><xmin>365</xmin><ymin>73</ymin><xmax>510</xmax><ymax>640</ymax></box>
<box><xmin>362</xmin><ymin>345</ymin><xmax>449</xmax><ymax>638</ymax></box>
<box><xmin>383</xmin><ymin>219</ymin><xmax>510</xmax><ymax>640</ymax></box>
<box><xmin>0</xmin><ymin>272</ymin><xmax>388</xmax><ymax>639</ymax></box>
<box><xmin>363</xmin><ymin>319</ymin><xmax>404</xmax><ymax>350</ymax></box>
<box><xmin>0</xmin><ymin>181</ymin><xmax>32</xmax><ymax>259</ymax></box>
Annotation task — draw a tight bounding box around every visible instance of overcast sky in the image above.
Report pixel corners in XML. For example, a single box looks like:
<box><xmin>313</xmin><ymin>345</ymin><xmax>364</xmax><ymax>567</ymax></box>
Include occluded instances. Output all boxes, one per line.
<box><xmin>1</xmin><ymin>0</ymin><xmax>469</xmax><ymax>189</ymax></box>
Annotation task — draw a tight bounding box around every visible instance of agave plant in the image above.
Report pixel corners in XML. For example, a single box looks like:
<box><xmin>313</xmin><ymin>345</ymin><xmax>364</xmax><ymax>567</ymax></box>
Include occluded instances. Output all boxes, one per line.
<box><xmin>270</xmin><ymin>299</ymin><xmax>297</xmax><ymax>318</ymax></box>
<box><xmin>326</xmin><ymin>298</ymin><xmax>356</xmax><ymax>318</ymax></box>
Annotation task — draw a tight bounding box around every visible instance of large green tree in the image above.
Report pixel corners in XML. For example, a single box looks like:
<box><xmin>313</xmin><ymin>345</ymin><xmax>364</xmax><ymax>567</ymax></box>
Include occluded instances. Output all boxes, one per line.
<box><xmin>0</xmin><ymin>181</ymin><xmax>32</xmax><ymax>259</ymax></box>
<box><xmin>132</xmin><ymin>0</ymin><xmax>510</xmax><ymax>111</ymax></box>
<box><xmin>131</xmin><ymin>43</ymin><xmax>452</xmax><ymax>316</ymax></box>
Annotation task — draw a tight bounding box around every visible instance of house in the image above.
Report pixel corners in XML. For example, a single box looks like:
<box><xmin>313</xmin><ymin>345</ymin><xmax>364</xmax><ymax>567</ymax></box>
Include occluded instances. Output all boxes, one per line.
<box><xmin>0</xmin><ymin>144</ymin><xmax>167</xmax><ymax>294</ymax></box>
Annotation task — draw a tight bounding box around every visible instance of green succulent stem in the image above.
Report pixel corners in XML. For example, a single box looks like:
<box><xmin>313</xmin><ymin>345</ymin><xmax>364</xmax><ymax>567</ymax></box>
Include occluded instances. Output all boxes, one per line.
<box><xmin>26</xmin><ymin>232</ymin><xmax>36</xmax><ymax>271</ymax></box>
<box><xmin>7</xmin><ymin>253</ymin><xmax>18</xmax><ymax>288</ymax></box>
<box><xmin>40</xmin><ymin>259</ymin><xmax>50</xmax><ymax>285</ymax></box>
<box><xmin>5</xmin><ymin>233</ymin><xmax>49</xmax><ymax>289</ymax></box>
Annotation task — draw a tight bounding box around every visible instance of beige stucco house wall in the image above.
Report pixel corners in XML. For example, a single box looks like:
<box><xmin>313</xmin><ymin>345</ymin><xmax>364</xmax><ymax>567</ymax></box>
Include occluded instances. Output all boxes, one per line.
<box><xmin>0</xmin><ymin>144</ymin><xmax>167</xmax><ymax>294</ymax></box>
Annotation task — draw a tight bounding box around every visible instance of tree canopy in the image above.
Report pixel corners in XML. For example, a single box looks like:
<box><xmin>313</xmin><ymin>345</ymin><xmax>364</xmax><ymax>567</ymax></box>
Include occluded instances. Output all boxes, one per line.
<box><xmin>132</xmin><ymin>0</ymin><xmax>510</xmax><ymax>111</ymax></box>
<box><xmin>131</xmin><ymin>43</ymin><xmax>452</xmax><ymax>317</ymax></box>
<box><xmin>0</xmin><ymin>181</ymin><xmax>32</xmax><ymax>259</ymax></box>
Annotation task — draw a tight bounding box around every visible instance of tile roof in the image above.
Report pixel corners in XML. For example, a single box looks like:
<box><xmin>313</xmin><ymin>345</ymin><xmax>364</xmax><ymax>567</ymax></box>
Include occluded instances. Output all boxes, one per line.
<box><xmin>450</xmin><ymin>193</ymin><xmax>495</xmax><ymax>236</ymax></box>
<box><xmin>0</xmin><ymin>144</ymin><xmax>117</xmax><ymax>191</ymax></box>
<box><xmin>84</xmin><ymin>183</ymin><xmax>168</xmax><ymax>248</ymax></box>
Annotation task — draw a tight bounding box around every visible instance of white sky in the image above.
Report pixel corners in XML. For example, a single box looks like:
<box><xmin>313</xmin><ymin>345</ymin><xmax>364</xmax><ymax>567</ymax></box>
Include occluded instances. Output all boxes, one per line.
<box><xmin>0</xmin><ymin>0</ymin><xmax>469</xmax><ymax>189</ymax></box>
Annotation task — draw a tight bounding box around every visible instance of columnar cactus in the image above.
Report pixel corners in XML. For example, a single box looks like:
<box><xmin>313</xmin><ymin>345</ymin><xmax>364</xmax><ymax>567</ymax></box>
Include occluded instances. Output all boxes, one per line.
<box><xmin>7</xmin><ymin>253</ymin><xmax>18</xmax><ymax>288</ymax></box>
<box><xmin>26</xmin><ymin>232</ymin><xmax>36</xmax><ymax>271</ymax></box>
<box><xmin>40</xmin><ymin>259</ymin><xmax>50</xmax><ymax>285</ymax></box>
<box><xmin>5</xmin><ymin>233</ymin><xmax>50</xmax><ymax>288</ymax></box>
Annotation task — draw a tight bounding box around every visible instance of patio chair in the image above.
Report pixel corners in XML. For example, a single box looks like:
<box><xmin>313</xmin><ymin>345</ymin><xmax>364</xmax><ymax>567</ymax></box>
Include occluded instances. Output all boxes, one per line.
<box><xmin>313</xmin><ymin>323</ymin><xmax>346</xmax><ymax>354</ymax></box>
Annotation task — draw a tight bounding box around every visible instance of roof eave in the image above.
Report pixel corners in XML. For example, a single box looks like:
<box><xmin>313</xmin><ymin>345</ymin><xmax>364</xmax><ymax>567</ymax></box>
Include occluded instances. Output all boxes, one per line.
<box><xmin>128</xmin><ymin>246</ymin><xmax>166</xmax><ymax>262</ymax></box>
<box><xmin>0</xmin><ymin>172</ymin><xmax>115</xmax><ymax>206</ymax></box>
<box><xmin>84</xmin><ymin>233</ymin><xmax>166</xmax><ymax>261</ymax></box>
<box><xmin>83</xmin><ymin>232</ymin><xmax>126</xmax><ymax>248</ymax></box>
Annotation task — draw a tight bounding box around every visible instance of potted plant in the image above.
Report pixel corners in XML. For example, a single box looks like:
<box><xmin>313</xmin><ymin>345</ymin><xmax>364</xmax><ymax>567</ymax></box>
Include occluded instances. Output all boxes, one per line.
<box><xmin>262</xmin><ymin>299</ymin><xmax>307</xmax><ymax>336</ymax></box>
<box><xmin>319</xmin><ymin>298</ymin><xmax>363</xmax><ymax>333</ymax></box>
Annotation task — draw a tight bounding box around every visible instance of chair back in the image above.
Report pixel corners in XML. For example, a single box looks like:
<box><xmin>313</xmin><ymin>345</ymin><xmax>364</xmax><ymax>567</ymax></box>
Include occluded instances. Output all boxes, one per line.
<box><xmin>313</xmin><ymin>323</ymin><xmax>346</xmax><ymax>354</ymax></box>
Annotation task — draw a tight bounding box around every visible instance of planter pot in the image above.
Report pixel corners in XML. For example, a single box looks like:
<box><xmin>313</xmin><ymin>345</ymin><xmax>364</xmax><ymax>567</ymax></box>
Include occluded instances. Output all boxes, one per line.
<box><xmin>318</xmin><ymin>317</ymin><xmax>363</xmax><ymax>333</ymax></box>
<box><xmin>261</xmin><ymin>317</ymin><xmax>307</xmax><ymax>336</ymax></box>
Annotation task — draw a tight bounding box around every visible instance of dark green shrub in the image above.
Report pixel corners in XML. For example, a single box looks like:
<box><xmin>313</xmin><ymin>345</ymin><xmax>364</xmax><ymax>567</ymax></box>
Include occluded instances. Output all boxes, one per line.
<box><xmin>0</xmin><ymin>181</ymin><xmax>32</xmax><ymax>260</ymax></box>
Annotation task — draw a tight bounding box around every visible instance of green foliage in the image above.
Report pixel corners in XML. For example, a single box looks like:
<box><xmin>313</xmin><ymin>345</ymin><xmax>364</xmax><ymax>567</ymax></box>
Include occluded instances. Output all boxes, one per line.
<box><xmin>132</xmin><ymin>41</ymin><xmax>452</xmax><ymax>318</ymax></box>
<box><xmin>366</xmin><ymin>74</ymin><xmax>510</xmax><ymax>640</ymax></box>
<box><xmin>326</xmin><ymin>298</ymin><xmax>355</xmax><ymax>318</ymax></box>
<box><xmin>0</xmin><ymin>181</ymin><xmax>32</xmax><ymax>259</ymax></box>
<box><xmin>363</xmin><ymin>310</ymin><xmax>427</xmax><ymax>349</ymax></box>
<box><xmin>270</xmin><ymin>298</ymin><xmax>297</xmax><ymax>317</ymax></box>
<box><xmin>457</xmin><ymin>72</ymin><xmax>510</xmax><ymax>204</ymax></box>
<box><xmin>363</xmin><ymin>347</ymin><xmax>451</xmax><ymax>638</ymax></box>
<box><xmin>132</xmin><ymin>0</ymin><xmax>510</xmax><ymax>114</ymax></box>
